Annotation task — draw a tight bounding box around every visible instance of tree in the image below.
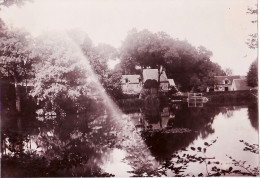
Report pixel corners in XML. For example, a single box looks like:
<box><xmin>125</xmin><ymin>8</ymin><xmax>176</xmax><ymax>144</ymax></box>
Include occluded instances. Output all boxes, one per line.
<box><xmin>120</xmin><ymin>29</ymin><xmax>173</xmax><ymax>88</ymax></box>
<box><xmin>120</xmin><ymin>29</ymin><xmax>225</xmax><ymax>92</ymax></box>
<box><xmin>247</xmin><ymin>59</ymin><xmax>258</xmax><ymax>87</ymax></box>
<box><xmin>246</xmin><ymin>5</ymin><xmax>258</xmax><ymax>49</ymax></box>
<box><xmin>29</xmin><ymin>32</ymin><xmax>99</xmax><ymax>113</ymax></box>
<box><xmin>80</xmin><ymin>37</ymin><xmax>123</xmax><ymax>100</ymax></box>
<box><xmin>224</xmin><ymin>68</ymin><xmax>233</xmax><ymax>76</ymax></box>
<box><xmin>0</xmin><ymin>23</ymin><xmax>37</xmax><ymax>113</ymax></box>
<box><xmin>120</xmin><ymin>29</ymin><xmax>168</xmax><ymax>70</ymax></box>
<box><xmin>30</xmin><ymin>30</ymin><xmax>123</xmax><ymax>113</ymax></box>
<box><xmin>0</xmin><ymin>0</ymin><xmax>30</xmax><ymax>9</ymax></box>
<box><xmin>164</xmin><ymin>41</ymin><xmax>224</xmax><ymax>91</ymax></box>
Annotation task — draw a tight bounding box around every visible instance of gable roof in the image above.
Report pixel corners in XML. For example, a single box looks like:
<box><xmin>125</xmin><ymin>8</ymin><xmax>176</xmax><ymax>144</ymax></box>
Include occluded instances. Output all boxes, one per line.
<box><xmin>215</xmin><ymin>76</ymin><xmax>241</xmax><ymax>84</ymax></box>
<box><xmin>168</xmin><ymin>79</ymin><xmax>175</xmax><ymax>86</ymax></box>
<box><xmin>143</xmin><ymin>69</ymin><xmax>168</xmax><ymax>83</ymax></box>
<box><xmin>233</xmin><ymin>79</ymin><xmax>251</xmax><ymax>90</ymax></box>
<box><xmin>122</xmin><ymin>75</ymin><xmax>141</xmax><ymax>84</ymax></box>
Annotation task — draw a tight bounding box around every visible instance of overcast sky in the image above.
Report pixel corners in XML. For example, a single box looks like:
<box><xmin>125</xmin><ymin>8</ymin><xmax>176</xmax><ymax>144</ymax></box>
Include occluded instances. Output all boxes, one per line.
<box><xmin>0</xmin><ymin>0</ymin><xmax>257</xmax><ymax>75</ymax></box>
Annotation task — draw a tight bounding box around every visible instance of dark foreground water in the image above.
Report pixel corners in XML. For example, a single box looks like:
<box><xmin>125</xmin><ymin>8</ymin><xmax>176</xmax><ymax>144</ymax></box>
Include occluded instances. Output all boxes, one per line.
<box><xmin>1</xmin><ymin>102</ymin><xmax>259</xmax><ymax>177</ymax></box>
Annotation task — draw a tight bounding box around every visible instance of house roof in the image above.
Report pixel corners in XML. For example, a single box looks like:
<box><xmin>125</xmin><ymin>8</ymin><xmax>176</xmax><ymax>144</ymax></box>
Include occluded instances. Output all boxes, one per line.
<box><xmin>143</xmin><ymin>69</ymin><xmax>168</xmax><ymax>83</ymax></box>
<box><xmin>215</xmin><ymin>76</ymin><xmax>241</xmax><ymax>84</ymax></box>
<box><xmin>233</xmin><ymin>79</ymin><xmax>251</xmax><ymax>90</ymax></box>
<box><xmin>168</xmin><ymin>79</ymin><xmax>175</xmax><ymax>86</ymax></box>
<box><xmin>122</xmin><ymin>75</ymin><xmax>141</xmax><ymax>84</ymax></box>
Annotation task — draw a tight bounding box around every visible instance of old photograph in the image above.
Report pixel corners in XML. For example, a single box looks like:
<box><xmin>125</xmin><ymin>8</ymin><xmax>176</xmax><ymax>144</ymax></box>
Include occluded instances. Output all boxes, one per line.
<box><xmin>0</xmin><ymin>0</ymin><xmax>258</xmax><ymax>177</ymax></box>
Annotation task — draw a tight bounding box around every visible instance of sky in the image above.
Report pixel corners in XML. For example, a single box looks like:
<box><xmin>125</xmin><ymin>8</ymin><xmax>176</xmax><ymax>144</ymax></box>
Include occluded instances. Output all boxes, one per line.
<box><xmin>0</xmin><ymin>0</ymin><xmax>257</xmax><ymax>74</ymax></box>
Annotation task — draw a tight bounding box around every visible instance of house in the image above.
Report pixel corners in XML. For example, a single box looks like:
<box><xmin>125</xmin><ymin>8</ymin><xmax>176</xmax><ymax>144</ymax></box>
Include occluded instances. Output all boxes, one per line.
<box><xmin>142</xmin><ymin>69</ymin><xmax>169</xmax><ymax>92</ymax></box>
<box><xmin>231</xmin><ymin>79</ymin><xmax>251</xmax><ymax>91</ymax></box>
<box><xmin>168</xmin><ymin>79</ymin><xmax>176</xmax><ymax>88</ymax></box>
<box><xmin>121</xmin><ymin>75</ymin><xmax>142</xmax><ymax>94</ymax></box>
<box><xmin>214</xmin><ymin>76</ymin><xmax>241</xmax><ymax>91</ymax></box>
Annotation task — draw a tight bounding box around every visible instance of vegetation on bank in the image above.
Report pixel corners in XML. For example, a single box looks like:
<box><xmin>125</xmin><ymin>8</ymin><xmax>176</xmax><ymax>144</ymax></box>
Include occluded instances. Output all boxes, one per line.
<box><xmin>119</xmin><ymin>29</ymin><xmax>225</xmax><ymax>92</ymax></box>
<box><xmin>247</xmin><ymin>59</ymin><xmax>258</xmax><ymax>87</ymax></box>
<box><xmin>0</xmin><ymin>6</ymin><xmax>257</xmax><ymax>116</ymax></box>
<box><xmin>204</xmin><ymin>90</ymin><xmax>258</xmax><ymax>103</ymax></box>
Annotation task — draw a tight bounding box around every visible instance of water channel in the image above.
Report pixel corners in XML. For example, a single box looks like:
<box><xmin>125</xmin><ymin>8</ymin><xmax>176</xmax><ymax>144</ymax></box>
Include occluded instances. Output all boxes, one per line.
<box><xmin>1</xmin><ymin>100</ymin><xmax>258</xmax><ymax>177</ymax></box>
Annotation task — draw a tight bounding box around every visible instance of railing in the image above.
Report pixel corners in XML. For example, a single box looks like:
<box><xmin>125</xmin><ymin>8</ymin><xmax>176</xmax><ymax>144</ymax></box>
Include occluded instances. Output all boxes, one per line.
<box><xmin>187</xmin><ymin>93</ymin><xmax>208</xmax><ymax>107</ymax></box>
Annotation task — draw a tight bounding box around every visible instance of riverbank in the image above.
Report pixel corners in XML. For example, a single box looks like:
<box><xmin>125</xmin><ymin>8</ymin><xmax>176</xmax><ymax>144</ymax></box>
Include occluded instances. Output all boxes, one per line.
<box><xmin>118</xmin><ymin>90</ymin><xmax>258</xmax><ymax>112</ymax></box>
<box><xmin>204</xmin><ymin>90</ymin><xmax>258</xmax><ymax>105</ymax></box>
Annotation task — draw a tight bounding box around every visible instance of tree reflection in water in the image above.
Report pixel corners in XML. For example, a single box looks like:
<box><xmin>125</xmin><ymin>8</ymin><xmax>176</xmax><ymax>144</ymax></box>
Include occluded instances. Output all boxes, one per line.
<box><xmin>248</xmin><ymin>103</ymin><xmax>258</xmax><ymax>130</ymax></box>
<box><xmin>2</xmin><ymin>105</ymin><xmax>118</xmax><ymax>177</ymax></box>
<box><xmin>136</xmin><ymin>98</ymin><xmax>259</xmax><ymax>176</ymax></box>
<box><xmin>140</xmin><ymin>103</ymin><xmax>216</xmax><ymax>161</ymax></box>
<box><xmin>1</xmin><ymin>99</ymin><xmax>160</xmax><ymax>177</ymax></box>
<box><xmin>1</xmin><ymin>99</ymin><xmax>259</xmax><ymax>177</ymax></box>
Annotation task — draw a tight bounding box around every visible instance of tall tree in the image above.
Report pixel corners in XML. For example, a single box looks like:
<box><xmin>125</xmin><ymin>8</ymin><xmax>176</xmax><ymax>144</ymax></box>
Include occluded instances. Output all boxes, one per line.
<box><xmin>224</xmin><ymin>68</ymin><xmax>233</xmax><ymax>76</ymax></box>
<box><xmin>120</xmin><ymin>29</ymin><xmax>172</xmax><ymax>88</ymax></box>
<box><xmin>120</xmin><ymin>29</ymin><xmax>168</xmax><ymax>72</ymax></box>
<box><xmin>120</xmin><ymin>29</ymin><xmax>225</xmax><ymax>92</ymax></box>
<box><xmin>0</xmin><ymin>23</ymin><xmax>37</xmax><ymax>113</ymax></box>
<box><xmin>246</xmin><ymin>5</ymin><xmax>258</xmax><ymax>49</ymax></box>
<box><xmin>80</xmin><ymin>37</ymin><xmax>123</xmax><ymax>100</ymax></box>
<box><xmin>30</xmin><ymin>32</ymin><xmax>97</xmax><ymax>110</ymax></box>
<box><xmin>247</xmin><ymin>59</ymin><xmax>258</xmax><ymax>87</ymax></box>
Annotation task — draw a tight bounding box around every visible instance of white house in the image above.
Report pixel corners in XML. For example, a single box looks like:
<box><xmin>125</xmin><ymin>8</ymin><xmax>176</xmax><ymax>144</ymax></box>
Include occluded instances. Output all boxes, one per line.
<box><xmin>214</xmin><ymin>76</ymin><xmax>241</xmax><ymax>91</ymax></box>
<box><xmin>142</xmin><ymin>69</ymin><xmax>169</xmax><ymax>92</ymax></box>
<box><xmin>121</xmin><ymin>75</ymin><xmax>142</xmax><ymax>94</ymax></box>
<box><xmin>231</xmin><ymin>79</ymin><xmax>251</xmax><ymax>91</ymax></box>
<box><xmin>168</xmin><ymin>79</ymin><xmax>175</xmax><ymax>88</ymax></box>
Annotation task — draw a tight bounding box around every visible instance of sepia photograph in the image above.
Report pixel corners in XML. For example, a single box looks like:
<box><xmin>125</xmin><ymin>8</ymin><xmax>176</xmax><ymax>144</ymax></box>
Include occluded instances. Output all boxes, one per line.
<box><xmin>0</xmin><ymin>0</ymin><xmax>258</xmax><ymax>177</ymax></box>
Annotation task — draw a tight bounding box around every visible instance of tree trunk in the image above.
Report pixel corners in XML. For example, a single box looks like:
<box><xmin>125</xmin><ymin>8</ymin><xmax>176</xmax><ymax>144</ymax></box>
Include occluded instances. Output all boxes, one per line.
<box><xmin>158</xmin><ymin>65</ymin><xmax>163</xmax><ymax>90</ymax></box>
<box><xmin>14</xmin><ymin>78</ymin><xmax>21</xmax><ymax>113</ymax></box>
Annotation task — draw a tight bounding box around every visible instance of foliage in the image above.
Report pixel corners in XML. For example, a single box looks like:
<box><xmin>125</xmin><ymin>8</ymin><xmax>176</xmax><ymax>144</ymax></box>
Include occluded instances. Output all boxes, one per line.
<box><xmin>1</xmin><ymin>111</ymin><xmax>117</xmax><ymax>177</ymax></box>
<box><xmin>101</xmin><ymin>70</ymin><xmax>123</xmax><ymax>100</ymax></box>
<box><xmin>239</xmin><ymin>139</ymin><xmax>259</xmax><ymax>154</ymax></box>
<box><xmin>224</xmin><ymin>68</ymin><xmax>233</xmax><ymax>76</ymax></box>
<box><xmin>0</xmin><ymin>0</ymin><xmax>30</xmax><ymax>7</ymax></box>
<box><xmin>80</xmin><ymin>36</ymin><xmax>123</xmax><ymax>100</ymax></box>
<box><xmin>0</xmin><ymin>23</ymin><xmax>36</xmax><ymax>84</ymax></box>
<box><xmin>120</xmin><ymin>29</ymin><xmax>169</xmax><ymax>74</ymax></box>
<box><xmin>247</xmin><ymin>59</ymin><xmax>258</xmax><ymax>87</ymax></box>
<box><xmin>120</xmin><ymin>29</ymin><xmax>225</xmax><ymax>91</ymax></box>
<box><xmin>29</xmin><ymin>32</ymin><xmax>99</xmax><ymax>114</ymax></box>
<box><xmin>152</xmin><ymin>138</ymin><xmax>259</xmax><ymax>177</ymax></box>
<box><xmin>246</xmin><ymin>5</ymin><xmax>258</xmax><ymax>49</ymax></box>
<box><xmin>0</xmin><ymin>21</ymin><xmax>38</xmax><ymax>112</ymax></box>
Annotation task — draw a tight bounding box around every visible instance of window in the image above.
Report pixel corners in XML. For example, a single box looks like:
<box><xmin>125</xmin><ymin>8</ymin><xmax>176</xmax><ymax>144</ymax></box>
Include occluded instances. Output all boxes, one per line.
<box><xmin>224</xmin><ymin>79</ymin><xmax>229</xmax><ymax>84</ymax></box>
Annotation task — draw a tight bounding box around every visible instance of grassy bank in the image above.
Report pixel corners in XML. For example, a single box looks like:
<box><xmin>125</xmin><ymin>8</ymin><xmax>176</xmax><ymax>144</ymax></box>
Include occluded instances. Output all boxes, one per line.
<box><xmin>204</xmin><ymin>90</ymin><xmax>258</xmax><ymax>105</ymax></box>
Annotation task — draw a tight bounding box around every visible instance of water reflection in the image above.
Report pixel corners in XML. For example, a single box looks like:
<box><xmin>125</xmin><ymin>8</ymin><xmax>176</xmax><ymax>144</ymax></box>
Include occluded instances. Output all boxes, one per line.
<box><xmin>2</xmin><ymin>102</ymin><xmax>159</xmax><ymax>177</ymax></box>
<box><xmin>1</xmin><ymin>100</ymin><xmax>258</xmax><ymax>177</ymax></box>
<box><xmin>248</xmin><ymin>103</ymin><xmax>258</xmax><ymax>130</ymax></box>
<box><xmin>132</xmin><ymin>101</ymin><xmax>259</xmax><ymax>173</ymax></box>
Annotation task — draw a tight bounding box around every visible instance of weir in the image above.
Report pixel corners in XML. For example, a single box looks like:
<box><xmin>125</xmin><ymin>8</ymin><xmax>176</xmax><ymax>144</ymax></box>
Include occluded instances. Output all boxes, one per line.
<box><xmin>187</xmin><ymin>93</ymin><xmax>208</xmax><ymax>108</ymax></box>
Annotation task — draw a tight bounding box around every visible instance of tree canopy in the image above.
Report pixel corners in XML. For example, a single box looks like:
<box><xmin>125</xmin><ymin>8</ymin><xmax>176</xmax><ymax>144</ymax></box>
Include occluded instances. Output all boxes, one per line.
<box><xmin>247</xmin><ymin>59</ymin><xmax>258</xmax><ymax>87</ymax></box>
<box><xmin>120</xmin><ymin>29</ymin><xmax>224</xmax><ymax>91</ymax></box>
<box><xmin>0</xmin><ymin>21</ymin><xmax>38</xmax><ymax>112</ymax></box>
<box><xmin>246</xmin><ymin>5</ymin><xmax>258</xmax><ymax>49</ymax></box>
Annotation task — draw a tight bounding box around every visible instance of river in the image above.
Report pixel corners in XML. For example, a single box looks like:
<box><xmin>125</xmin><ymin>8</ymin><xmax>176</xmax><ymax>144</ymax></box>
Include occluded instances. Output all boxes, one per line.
<box><xmin>1</xmin><ymin>101</ymin><xmax>258</xmax><ymax>177</ymax></box>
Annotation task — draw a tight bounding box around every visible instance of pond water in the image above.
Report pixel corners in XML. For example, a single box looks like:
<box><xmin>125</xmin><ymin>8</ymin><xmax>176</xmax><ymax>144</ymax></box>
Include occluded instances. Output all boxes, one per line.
<box><xmin>1</xmin><ymin>101</ymin><xmax>259</xmax><ymax>177</ymax></box>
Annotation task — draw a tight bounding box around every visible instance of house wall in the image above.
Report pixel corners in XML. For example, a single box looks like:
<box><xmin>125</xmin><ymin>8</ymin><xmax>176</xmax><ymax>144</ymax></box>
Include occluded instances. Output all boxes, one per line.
<box><xmin>214</xmin><ymin>84</ymin><xmax>232</xmax><ymax>91</ymax></box>
<box><xmin>159</xmin><ymin>82</ymin><xmax>169</xmax><ymax>91</ymax></box>
<box><xmin>122</xmin><ymin>83</ymin><xmax>142</xmax><ymax>94</ymax></box>
<box><xmin>230</xmin><ymin>83</ymin><xmax>236</xmax><ymax>91</ymax></box>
